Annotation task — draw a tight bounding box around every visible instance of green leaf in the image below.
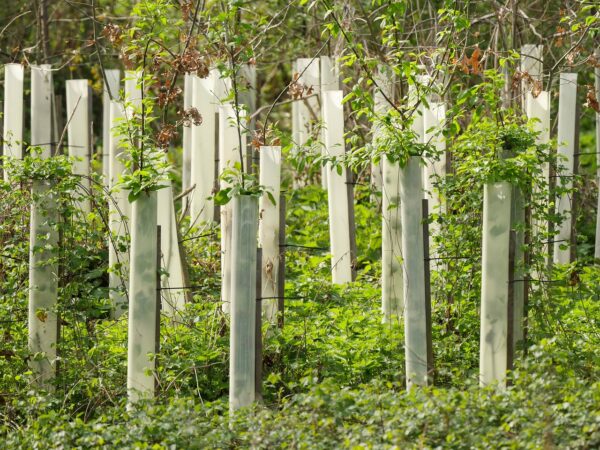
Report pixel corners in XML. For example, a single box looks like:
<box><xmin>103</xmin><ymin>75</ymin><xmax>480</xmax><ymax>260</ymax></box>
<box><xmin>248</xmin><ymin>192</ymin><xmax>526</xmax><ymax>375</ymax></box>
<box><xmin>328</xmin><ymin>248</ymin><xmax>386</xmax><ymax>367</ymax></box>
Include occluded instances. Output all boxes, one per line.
<box><xmin>213</xmin><ymin>188</ymin><xmax>232</xmax><ymax>206</ymax></box>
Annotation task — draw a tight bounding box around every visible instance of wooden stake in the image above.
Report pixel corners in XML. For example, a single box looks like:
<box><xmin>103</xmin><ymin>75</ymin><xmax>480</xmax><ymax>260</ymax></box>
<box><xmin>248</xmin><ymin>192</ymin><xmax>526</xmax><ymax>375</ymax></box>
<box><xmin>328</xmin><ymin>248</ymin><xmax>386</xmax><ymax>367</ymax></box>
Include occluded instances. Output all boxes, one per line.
<box><xmin>155</xmin><ymin>225</ymin><xmax>162</xmax><ymax>393</ymax></box>
<box><xmin>594</xmin><ymin>48</ymin><xmax>600</xmax><ymax>260</ymax></box>
<box><xmin>255</xmin><ymin>248</ymin><xmax>263</xmax><ymax>401</ymax></box>
<box><xmin>507</xmin><ymin>230</ymin><xmax>516</xmax><ymax>372</ymax></box>
<box><xmin>277</xmin><ymin>193</ymin><xmax>286</xmax><ymax>328</ymax></box>
<box><xmin>346</xmin><ymin>168</ymin><xmax>357</xmax><ymax>281</ymax></box>
<box><xmin>422</xmin><ymin>199</ymin><xmax>433</xmax><ymax>382</ymax></box>
<box><xmin>510</xmin><ymin>185</ymin><xmax>526</xmax><ymax>349</ymax></box>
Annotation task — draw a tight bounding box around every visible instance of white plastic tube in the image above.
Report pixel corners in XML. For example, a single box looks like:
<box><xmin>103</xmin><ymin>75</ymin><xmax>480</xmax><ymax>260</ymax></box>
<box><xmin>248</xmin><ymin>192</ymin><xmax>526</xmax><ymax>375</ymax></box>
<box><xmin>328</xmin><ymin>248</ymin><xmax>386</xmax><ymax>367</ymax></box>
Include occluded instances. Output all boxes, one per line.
<box><xmin>320</xmin><ymin>56</ymin><xmax>339</xmax><ymax>189</ymax></box>
<box><xmin>108</xmin><ymin>101</ymin><xmax>130</xmax><ymax>318</ymax></box>
<box><xmin>423</xmin><ymin>102</ymin><xmax>446</xmax><ymax>214</ymax></box>
<box><xmin>102</xmin><ymin>69</ymin><xmax>121</xmax><ymax>182</ymax></box>
<box><xmin>127</xmin><ymin>191</ymin><xmax>158</xmax><ymax>403</ymax></box>
<box><xmin>380</xmin><ymin>70</ymin><xmax>404</xmax><ymax>322</ymax></box>
<box><xmin>219</xmin><ymin>104</ymin><xmax>246</xmax><ymax>312</ymax></box>
<box><xmin>28</xmin><ymin>180</ymin><xmax>59</xmax><ymax>389</ymax></box>
<box><xmin>520</xmin><ymin>45</ymin><xmax>543</xmax><ymax>103</ymax></box>
<box><xmin>3</xmin><ymin>63</ymin><xmax>24</xmax><ymax>180</ymax></box>
<box><xmin>258</xmin><ymin>146</ymin><xmax>282</xmax><ymax>324</ymax></box>
<box><xmin>526</xmin><ymin>91</ymin><xmax>551</xmax><ymax>264</ymax></box>
<box><xmin>157</xmin><ymin>181</ymin><xmax>185</xmax><ymax>314</ymax></box>
<box><xmin>31</xmin><ymin>65</ymin><xmax>53</xmax><ymax>158</ymax></box>
<box><xmin>371</xmin><ymin>65</ymin><xmax>394</xmax><ymax>195</ymax></box>
<box><xmin>125</xmin><ymin>70</ymin><xmax>143</xmax><ymax>115</ymax></box>
<box><xmin>190</xmin><ymin>72</ymin><xmax>216</xmax><ymax>225</ymax></box>
<box><xmin>66</xmin><ymin>79</ymin><xmax>91</xmax><ymax>213</ymax></box>
<box><xmin>28</xmin><ymin>64</ymin><xmax>58</xmax><ymax>388</ymax></box>
<box><xmin>182</xmin><ymin>73</ymin><xmax>193</xmax><ymax>191</ymax></box>
<box><xmin>323</xmin><ymin>90</ymin><xmax>352</xmax><ymax>284</ymax></box>
<box><xmin>292</xmin><ymin>58</ymin><xmax>320</xmax><ymax>188</ymax></box>
<box><xmin>381</xmin><ymin>155</ymin><xmax>402</xmax><ymax>321</ymax></box>
<box><xmin>479</xmin><ymin>182</ymin><xmax>512</xmax><ymax>387</ymax></box>
<box><xmin>292</xmin><ymin>58</ymin><xmax>320</xmax><ymax>147</ymax></box>
<box><xmin>554</xmin><ymin>73</ymin><xmax>578</xmax><ymax>265</ymax></box>
<box><xmin>400</xmin><ymin>156</ymin><xmax>428</xmax><ymax>387</ymax></box>
<box><xmin>229</xmin><ymin>195</ymin><xmax>258</xmax><ymax>412</ymax></box>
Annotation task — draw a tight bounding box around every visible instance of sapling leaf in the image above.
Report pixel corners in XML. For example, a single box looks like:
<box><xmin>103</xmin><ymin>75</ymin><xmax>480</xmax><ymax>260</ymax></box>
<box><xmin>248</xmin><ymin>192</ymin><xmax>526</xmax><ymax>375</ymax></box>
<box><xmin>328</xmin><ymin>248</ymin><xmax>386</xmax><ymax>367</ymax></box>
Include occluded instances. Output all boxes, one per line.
<box><xmin>213</xmin><ymin>188</ymin><xmax>232</xmax><ymax>205</ymax></box>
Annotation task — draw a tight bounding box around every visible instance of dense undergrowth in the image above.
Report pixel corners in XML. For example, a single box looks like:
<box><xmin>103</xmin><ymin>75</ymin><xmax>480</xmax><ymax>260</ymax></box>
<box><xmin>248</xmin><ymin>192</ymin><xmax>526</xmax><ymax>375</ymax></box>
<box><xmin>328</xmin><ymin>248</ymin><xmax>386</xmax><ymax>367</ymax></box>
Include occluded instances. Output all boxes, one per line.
<box><xmin>1</xmin><ymin>169</ymin><xmax>600</xmax><ymax>448</ymax></box>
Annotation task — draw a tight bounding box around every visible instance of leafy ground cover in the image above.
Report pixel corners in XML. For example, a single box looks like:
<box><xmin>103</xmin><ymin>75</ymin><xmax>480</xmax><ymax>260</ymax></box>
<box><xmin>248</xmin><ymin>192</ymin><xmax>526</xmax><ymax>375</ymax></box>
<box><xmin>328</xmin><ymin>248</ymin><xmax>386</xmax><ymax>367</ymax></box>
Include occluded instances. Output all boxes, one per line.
<box><xmin>1</xmin><ymin>178</ymin><xmax>599</xmax><ymax>448</ymax></box>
